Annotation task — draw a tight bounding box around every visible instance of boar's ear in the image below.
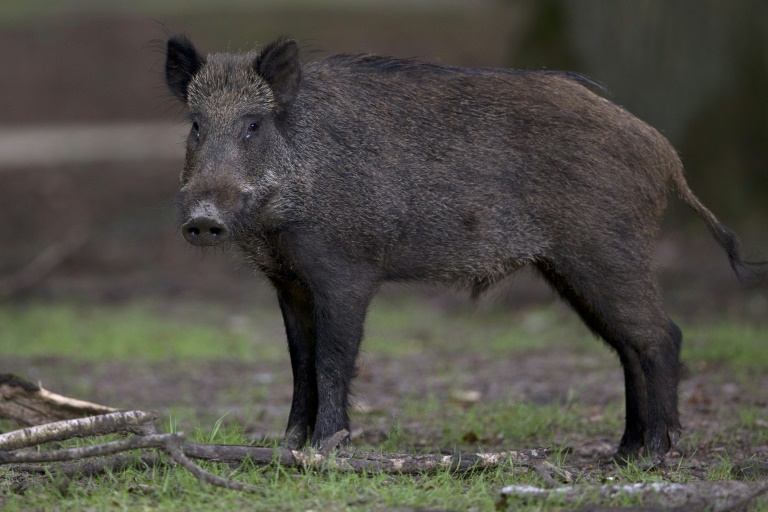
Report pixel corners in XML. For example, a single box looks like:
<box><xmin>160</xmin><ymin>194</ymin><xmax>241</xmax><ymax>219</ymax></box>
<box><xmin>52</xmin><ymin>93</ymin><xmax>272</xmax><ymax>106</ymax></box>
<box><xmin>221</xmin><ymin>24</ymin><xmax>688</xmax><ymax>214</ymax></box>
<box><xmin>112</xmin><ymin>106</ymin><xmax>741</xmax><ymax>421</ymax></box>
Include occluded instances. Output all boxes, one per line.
<box><xmin>165</xmin><ymin>35</ymin><xmax>205</xmax><ymax>103</ymax></box>
<box><xmin>255</xmin><ymin>38</ymin><xmax>302</xmax><ymax>109</ymax></box>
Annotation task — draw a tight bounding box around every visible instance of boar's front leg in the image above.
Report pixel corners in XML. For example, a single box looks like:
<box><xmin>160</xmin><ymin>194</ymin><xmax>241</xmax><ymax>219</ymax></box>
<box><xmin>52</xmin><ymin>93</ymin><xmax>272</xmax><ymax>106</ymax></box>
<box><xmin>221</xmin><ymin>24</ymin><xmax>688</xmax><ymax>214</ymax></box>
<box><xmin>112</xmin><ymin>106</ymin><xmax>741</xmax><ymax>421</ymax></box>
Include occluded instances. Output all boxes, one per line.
<box><xmin>309</xmin><ymin>273</ymin><xmax>377</xmax><ymax>448</ymax></box>
<box><xmin>276</xmin><ymin>231</ymin><xmax>380</xmax><ymax>449</ymax></box>
<box><xmin>274</xmin><ymin>279</ymin><xmax>318</xmax><ymax>449</ymax></box>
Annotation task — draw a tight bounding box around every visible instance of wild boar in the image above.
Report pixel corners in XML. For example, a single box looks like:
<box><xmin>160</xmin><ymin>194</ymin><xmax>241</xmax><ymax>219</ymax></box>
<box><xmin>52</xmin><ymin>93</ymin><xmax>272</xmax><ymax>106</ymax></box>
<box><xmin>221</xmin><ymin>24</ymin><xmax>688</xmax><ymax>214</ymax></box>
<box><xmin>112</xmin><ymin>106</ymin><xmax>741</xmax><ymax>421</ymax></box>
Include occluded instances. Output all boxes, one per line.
<box><xmin>165</xmin><ymin>35</ymin><xmax>765</xmax><ymax>464</ymax></box>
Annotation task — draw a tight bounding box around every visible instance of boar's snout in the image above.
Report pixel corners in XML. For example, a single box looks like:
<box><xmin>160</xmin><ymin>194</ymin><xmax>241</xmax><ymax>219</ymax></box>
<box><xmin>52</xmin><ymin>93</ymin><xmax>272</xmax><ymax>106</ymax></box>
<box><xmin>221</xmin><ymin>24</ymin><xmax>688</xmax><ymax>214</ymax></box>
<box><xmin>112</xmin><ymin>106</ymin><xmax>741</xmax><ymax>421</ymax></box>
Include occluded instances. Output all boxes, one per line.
<box><xmin>181</xmin><ymin>201</ymin><xmax>229</xmax><ymax>246</ymax></box>
<box><xmin>182</xmin><ymin>216</ymin><xmax>228</xmax><ymax>246</ymax></box>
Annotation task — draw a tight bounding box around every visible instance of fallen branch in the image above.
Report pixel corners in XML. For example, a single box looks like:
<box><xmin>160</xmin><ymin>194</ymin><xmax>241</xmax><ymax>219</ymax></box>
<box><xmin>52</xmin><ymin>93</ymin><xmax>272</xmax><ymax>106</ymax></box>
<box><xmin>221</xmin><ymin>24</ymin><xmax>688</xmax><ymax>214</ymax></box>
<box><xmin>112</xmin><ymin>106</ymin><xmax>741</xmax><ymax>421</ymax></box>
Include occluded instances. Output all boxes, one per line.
<box><xmin>500</xmin><ymin>480</ymin><xmax>768</xmax><ymax>512</ymax></box>
<box><xmin>0</xmin><ymin>374</ymin><xmax>573</xmax><ymax>491</ymax></box>
<box><xmin>0</xmin><ymin>376</ymin><xmax>261</xmax><ymax>492</ymax></box>
<box><xmin>1</xmin><ymin>432</ymin><xmax>173</xmax><ymax>464</ymax></box>
<box><xmin>183</xmin><ymin>439</ymin><xmax>560</xmax><ymax>477</ymax></box>
<box><xmin>5</xmin><ymin>453</ymin><xmax>162</xmax><ymax>480</ymax></box>
<box><xmin>0</xmin><ymin>413</ymin><xmax>569</xmax><ymax>484</ymax></box>
<box><xmin>1</xmin><ymin>429</ymin><xmax>262</xmax><ymax>493</ymax></box>
<box><xmin>718</xmin><ymin>482</ymin><xmax>768</xmax><ymax>512</ymax></box>
<box><xmin>164</xmin><ymin>436</ymin><xmax>263</xmax><ymax>493</ymax></box>
<box><xmin>0</xmin><ymin>373</ymin><xmax>117</xmax><ymax>426</ymax></box>
<box><xmin>0</xmin><ymin>420</ymin><xmax>562</xmax><ymax>479</ymax></box>
<box><xmin>0</xmin><ymin>410</ymin><xmax>156</xmax><ymax>451</ymax></box>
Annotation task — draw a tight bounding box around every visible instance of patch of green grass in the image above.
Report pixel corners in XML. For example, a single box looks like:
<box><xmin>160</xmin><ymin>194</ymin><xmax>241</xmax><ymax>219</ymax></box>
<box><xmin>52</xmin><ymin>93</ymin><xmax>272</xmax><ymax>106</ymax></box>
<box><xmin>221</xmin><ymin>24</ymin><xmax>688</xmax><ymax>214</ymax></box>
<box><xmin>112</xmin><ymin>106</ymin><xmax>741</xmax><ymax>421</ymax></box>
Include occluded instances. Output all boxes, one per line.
<box><xmin>439</xmin><ymin>401</ymin><xmax>576</xmax><ymax>446</ymax></box>
<box><xmin>611</xmin><ymin>457</ymin><xmax>666</xmax><ymax>483</ymax></box>
<box><xmin>0</xmin><ymin>295</ymin><xmax>599</xmax><ymax>366</ymax></box>
<box><xmin>707</xmin><ymin>454</ymin><xmax>736</xmax><ymax>481</ymax></box>
<box><xmin>683</xmin><ymin>322</ymin><xmax>768</xmax><ymax>371</ymax></box>
<box><xmin>366</xmin><ymin>297</ymin><xmax>595</xmax><ymax>357</ymax></box>
<box><xmin>738</xmin><ymin>406</ymin><xmax>768</xmax><ymax>444</ymax></box>
<box><xmin>0</xmin><ymin>299</ymin><xmax>588</xmax><ymax>363</ymax></box>
<box><xmin>381</xmin><ymin>389</ymin><xmax>626</xmax><ymax>456</ymax></box>
<box><xmin>0</xmin><ymin>302</ymin><xmax>283</xmax><ymax>362</ymax></box>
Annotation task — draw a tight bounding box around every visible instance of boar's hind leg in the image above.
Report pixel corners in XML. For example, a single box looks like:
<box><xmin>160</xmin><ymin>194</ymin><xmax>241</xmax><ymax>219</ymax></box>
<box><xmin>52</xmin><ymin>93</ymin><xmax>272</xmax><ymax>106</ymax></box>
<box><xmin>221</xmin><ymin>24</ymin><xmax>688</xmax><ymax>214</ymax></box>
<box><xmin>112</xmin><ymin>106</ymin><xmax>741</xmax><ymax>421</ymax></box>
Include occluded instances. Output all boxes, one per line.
<box><xmin>275</xmin><ymin>281</ymin><xmax>318</xmax><ymax>449</ymax></box>
<box><xmin>536</xmin><ymin>258</ymin><xmax>682</xmax><ymax>465</ymax></box>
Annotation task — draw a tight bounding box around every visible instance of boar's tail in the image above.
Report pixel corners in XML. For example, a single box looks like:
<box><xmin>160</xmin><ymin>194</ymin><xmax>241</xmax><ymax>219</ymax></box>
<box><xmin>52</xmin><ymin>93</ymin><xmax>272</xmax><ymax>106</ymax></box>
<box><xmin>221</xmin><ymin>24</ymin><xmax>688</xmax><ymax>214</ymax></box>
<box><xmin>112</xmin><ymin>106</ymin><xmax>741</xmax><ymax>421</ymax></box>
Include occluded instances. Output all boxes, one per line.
<box><xmin>671</xmin><ymin>169</ymin><xmax>767</xmax><ymax>288</ymax></box>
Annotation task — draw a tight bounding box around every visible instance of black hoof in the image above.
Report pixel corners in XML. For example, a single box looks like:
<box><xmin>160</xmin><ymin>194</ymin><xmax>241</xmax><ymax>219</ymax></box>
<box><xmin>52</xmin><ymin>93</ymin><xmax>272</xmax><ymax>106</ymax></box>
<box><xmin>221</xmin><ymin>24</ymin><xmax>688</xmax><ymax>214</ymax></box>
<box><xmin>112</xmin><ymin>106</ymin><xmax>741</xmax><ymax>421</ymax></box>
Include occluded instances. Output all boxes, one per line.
<box><xmin>281</xmin><ymin>428</ymin><xmax>310</xmax><ymax>450</ymax></box>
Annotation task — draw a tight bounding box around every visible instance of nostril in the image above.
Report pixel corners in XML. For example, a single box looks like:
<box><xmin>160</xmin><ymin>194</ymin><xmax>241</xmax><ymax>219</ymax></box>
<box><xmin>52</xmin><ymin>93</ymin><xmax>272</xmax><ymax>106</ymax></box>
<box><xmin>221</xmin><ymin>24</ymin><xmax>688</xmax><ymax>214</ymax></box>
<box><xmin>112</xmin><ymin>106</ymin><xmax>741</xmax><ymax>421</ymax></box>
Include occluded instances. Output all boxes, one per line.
<box><xmin>182</xmin><ymin>216</ymin><xmax>228</xmax><ymax>246</ymax></box>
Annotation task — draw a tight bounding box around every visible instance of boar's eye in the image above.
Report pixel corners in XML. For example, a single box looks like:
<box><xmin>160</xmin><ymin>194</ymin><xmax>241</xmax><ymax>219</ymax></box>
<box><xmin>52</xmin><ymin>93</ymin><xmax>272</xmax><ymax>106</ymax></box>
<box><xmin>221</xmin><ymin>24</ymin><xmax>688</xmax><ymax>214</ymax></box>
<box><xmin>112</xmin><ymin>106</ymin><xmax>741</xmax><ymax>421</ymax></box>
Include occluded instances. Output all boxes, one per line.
<box><xmin>245</xmin><ymin>122</ymin><xmax>259</xmax><ymax>140</ymax></box>
<box><xmin>191</xmin><ymin>121</ymin><xmax>200</xmax><ymax>138</ymax></box>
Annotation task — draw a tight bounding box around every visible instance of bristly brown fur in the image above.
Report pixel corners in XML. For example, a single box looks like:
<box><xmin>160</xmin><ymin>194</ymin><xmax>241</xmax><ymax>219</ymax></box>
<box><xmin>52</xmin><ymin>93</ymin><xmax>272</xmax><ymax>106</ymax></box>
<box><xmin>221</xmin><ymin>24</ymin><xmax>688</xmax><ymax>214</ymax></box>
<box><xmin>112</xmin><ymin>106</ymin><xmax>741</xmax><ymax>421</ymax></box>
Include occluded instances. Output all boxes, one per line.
<box><xmin>164</xmin><ymin>35</ymin><xmax>765</xmax><ymax>464</ymax></box>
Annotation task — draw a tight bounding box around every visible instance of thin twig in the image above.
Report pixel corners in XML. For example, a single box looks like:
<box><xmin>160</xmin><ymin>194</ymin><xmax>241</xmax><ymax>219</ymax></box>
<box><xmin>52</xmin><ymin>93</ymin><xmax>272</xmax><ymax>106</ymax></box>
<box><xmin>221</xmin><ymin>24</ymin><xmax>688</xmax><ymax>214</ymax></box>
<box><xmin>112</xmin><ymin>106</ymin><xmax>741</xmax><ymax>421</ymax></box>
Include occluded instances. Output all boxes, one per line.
<box><xmin>319</xmin><ymin>429</ymin><xmax>349</xmax><ymax>456</ymax></box>
<box><xmin>5</xmin><ymin>453</ymin><xmax>162</xmax><ymax>479</ymax></box>
<box><xmin>164</xmin><ymin>437</ymin><xmax>263</xmax><ymax>493</ymax></box>
<box><xmin>0</xmin><ymin>433</ymin><xmax>176</xmax><ymax>464</ymax></box>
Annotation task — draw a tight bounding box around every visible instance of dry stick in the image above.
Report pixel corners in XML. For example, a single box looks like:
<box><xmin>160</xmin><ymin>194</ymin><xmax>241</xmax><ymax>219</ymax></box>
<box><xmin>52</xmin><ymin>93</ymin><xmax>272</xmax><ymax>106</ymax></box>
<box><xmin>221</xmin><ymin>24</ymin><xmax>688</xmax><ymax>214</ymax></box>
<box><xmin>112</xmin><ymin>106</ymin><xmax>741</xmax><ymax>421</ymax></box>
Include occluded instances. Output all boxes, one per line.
<box><xmin>318</xmin><ymin>429</ymin><xmax>350</xmax><ymax>456</ymax></box>
<box><xmin>163</xmin><ymin>437</ymin><xmax>263</xmax><ymax>493</ymax></box>
<box><xmin>0</xmin><ymin>429</ymin><xmax>262</xmax><ymax>493</ymax></box>
<box><xmin>716</xmin><ymin>481</ymin><xmax>768</xmax><ymax>512</ymax></box>
<box><xmin>65</xmin><ymin>452</ymin><xmax>161</xmax><ymax>479</ymax></box>
<box><xmin>0</xmin><ymin>410</ymin><xmax>157</xmax><ymax>451</ymax></box>
<box><xmin>1</xmin><ymin>424</ymin><xmax>557</xmax><ymax>478</ymax></box>
<box><xmin>0</xmin><ymin>433</ymin><xmax>177</xmax><ymax>464</ymax></box>
<box><xmin>533</xmin><ymin>462</ymin><xmax>562</xmax><ymax>489</ymax></box>
<box><xmin>182</xmin><ymin>441</ymin><xmax>296</xmax><ymax>467</ymax></box>
<box><xmin>501</xmin><ymin>480</ymin><xmax>768</xmax><ymax>511</ymax></box>
<box><xmin>296</xmin><ymin>448</ymin><xmax>556</xmax><ymax>476</ymax></box>
<box><xmin>537</xmin><ymin>460</ymin><xmax>574</xmax><ymax>485</ymax></box>
<box><xmin>6</xmin><ymin>453</ymin><xmax>162</xmax><ymax>479</ymax></box>
<box><xmin>183</xmin><ymin>439</ymin><xmax>560</xmax><ymax>478</ymax></box>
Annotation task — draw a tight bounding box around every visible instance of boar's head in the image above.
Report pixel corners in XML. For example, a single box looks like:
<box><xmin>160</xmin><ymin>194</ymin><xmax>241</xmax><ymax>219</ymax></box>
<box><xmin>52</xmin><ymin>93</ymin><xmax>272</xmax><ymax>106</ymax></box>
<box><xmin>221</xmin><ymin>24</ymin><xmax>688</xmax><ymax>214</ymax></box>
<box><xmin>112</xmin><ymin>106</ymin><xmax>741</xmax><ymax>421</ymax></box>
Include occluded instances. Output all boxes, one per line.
<box><xmin>165</xmin><ymin>35</ymin><xmax>301</xmax><ymax>246</ymax></box>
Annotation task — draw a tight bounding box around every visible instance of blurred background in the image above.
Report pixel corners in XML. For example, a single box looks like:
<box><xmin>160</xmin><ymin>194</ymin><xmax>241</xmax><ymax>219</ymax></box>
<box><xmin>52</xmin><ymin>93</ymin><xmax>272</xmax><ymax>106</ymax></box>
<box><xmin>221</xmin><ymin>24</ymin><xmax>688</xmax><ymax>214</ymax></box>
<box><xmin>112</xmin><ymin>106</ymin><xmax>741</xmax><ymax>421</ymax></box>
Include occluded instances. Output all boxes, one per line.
<box><xmin>1</xmin><ymin>0</ymin><xmax>766</xmax><ymax>318</ymax></box>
